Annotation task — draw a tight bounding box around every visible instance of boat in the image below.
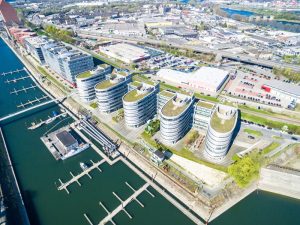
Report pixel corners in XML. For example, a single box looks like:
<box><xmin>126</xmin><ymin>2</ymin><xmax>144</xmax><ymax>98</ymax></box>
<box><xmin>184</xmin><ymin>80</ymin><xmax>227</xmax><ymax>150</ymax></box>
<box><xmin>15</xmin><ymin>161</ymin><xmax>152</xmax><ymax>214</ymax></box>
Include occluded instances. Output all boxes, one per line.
<box><xmin>28</xmin><ymin>121</ymin><xmax>45</xmax><ymax>130</ymax></box>
<box><xmin>45</xmin><ymin>116</ymin><xmax>57</xmax><ymax>124</ymax></box>
<box><xmin>61</xmin><ymin>143</ymin><xmax>90</xmax><ymax>160</ymax></box>
<box><xmin>80</xmin><ymin>162</ymin><xmax>88</xmax><ymax>171</ymax></box>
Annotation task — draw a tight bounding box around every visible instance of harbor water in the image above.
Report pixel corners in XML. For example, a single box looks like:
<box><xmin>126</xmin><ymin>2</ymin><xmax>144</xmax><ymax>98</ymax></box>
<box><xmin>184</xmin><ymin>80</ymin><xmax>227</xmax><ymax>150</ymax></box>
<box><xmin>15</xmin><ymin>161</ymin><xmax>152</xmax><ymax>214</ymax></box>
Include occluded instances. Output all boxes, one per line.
<box><xmin>1</xmin><ymin>37</ymin><xmax>300</xmax><ymax>225</ymax></box>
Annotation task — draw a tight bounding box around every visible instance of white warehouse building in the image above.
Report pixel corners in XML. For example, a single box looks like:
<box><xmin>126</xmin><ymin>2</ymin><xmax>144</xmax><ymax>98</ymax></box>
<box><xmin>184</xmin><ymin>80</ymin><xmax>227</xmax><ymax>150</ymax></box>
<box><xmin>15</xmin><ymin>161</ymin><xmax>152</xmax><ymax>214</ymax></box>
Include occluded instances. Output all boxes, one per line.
<box><xmin>156</xmin><ymin>67</ymin><xmax>229</xmax><ymax>94</ymax></box>
<box><xmin>76</xmin><ymin>64</ymin><xmax>112</xmax><ymax>102</ymax></box>
<box><xmin>95</xmin><ymin>69</ymin><xmax>132</xmax><ymax>113</ymax></box>
<box><xmin>123</xmin><ymin>81</ymin><xmax>159</xmax><ymax>128</ymax></box>
<box><xmin>204</xmin><ymin>104</ymin><xmax>238</xmax><ymax>162</ymax></box>
<box><xmin>159</xmin><ymin>90</ymin><xmax>195</xmax><ymax>144</ymax></box>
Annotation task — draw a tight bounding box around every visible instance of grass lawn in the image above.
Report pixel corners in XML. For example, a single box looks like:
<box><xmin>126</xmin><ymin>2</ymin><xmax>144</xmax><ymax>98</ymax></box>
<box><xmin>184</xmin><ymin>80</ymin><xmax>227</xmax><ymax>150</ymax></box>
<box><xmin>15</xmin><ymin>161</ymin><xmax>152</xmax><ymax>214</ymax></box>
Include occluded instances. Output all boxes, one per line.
<box><xmin>90</xmin><ymin>102</ymin><xmax>98</xmax><ymax>109</ymax></box>
<box><xmin>140</xmin><ymin>132</ymin><xmax>227</xmax><ymax>172</ymax></box>
<box><xmin>244</xmin><ymin>128</ymin><xmax>263</xmax><ymax>137</ymax></box>
<box><xmin>241</xmin><ymin>112</ymin><xmax>300</xmax><ymax>135</ymax></box>
<box><xmin>261</xmin><ymin>142</ymin><xmax>281</xmax><ymax>155</ymax></box>
<box><xmin>37</xmin><ymin>66</ymin><xmax>69</xmax><ymax>93</ymax></box>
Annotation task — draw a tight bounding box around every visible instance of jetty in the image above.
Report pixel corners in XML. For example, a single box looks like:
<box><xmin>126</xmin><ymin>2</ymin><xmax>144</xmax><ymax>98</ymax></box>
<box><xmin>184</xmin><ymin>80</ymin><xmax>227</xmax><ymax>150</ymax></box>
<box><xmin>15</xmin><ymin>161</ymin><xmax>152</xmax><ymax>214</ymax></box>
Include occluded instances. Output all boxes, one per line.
<box><xmin>17</xmin><ymin>95</ymin><xmax>49</xmax><ymax>108</ymax></box>
<box><xmin>5</xmin><ymin>76</ymin><xmax>30</xmax><ymax>84</ymax></box>
<box><xmin>57</xmin><ymin>159</ymin><xmax>106</xmax><ymax>194</ymax></box>
<box><xmin>0</xmin><ymin>68</ymin><xmax>25</xmax><ymax>76</ymax></box>
<box><xmin>10</xmin><ymin>84</ymin><xmax>37</xmax><ymax>95</ymax></box>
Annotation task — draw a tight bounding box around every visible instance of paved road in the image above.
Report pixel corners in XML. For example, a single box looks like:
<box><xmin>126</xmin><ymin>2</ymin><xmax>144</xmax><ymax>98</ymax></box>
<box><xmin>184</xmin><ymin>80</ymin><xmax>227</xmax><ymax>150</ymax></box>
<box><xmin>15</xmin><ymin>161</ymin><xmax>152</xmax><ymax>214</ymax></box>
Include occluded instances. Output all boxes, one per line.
<box><xmin>77</xmin><ymin>31</ymin><xmax>300</xmax><ymax>71</ymax></box>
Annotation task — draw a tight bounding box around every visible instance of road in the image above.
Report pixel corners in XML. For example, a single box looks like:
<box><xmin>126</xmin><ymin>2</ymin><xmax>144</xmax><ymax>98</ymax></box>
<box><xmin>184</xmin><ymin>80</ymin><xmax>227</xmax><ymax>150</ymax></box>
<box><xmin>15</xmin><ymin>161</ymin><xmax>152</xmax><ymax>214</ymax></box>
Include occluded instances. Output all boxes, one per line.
<box><xmin>77</xmin><ymin>30</ymin><xmax>300</xmax><ymax>72</ymax></box>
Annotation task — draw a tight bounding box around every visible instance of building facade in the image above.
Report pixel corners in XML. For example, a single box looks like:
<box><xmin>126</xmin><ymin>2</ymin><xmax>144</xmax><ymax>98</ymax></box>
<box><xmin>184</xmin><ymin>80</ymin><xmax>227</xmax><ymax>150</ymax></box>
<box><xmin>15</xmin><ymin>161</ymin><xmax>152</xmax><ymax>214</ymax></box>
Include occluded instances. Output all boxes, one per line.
<box><xmin>204</xmin><ymin>104</ymin><xmax>238</xmax><ymax>161</ymax></box>
<box><xmin>160</xmin><ymin>91</ymin><xmax>195</xmax><ymax>144</ymax></box>
<box><xmin>76</xmin><ymin>64</ymin><xmax>112</xmax><ymax>102</ymax></box>
<box><xmin>24</xmin><ymin>36</ymin><xmax>48</xmax><ymax>64</ymax></box>
<box><xmin>123</xmin><ymin>81</ymin><xmax>159</xmax><ymax>128</ymax></box>
<box><xmin>193</xmin><ymin>100</ymin><xmax>215</xmax><ymax>131</ymax></box>
<box><xmin>42</xmin><ymin>40</ymin><xmax>94</xmax><ymax>86</ymax></box>
<box><xmin>95</xmin><ymin>69</ymin><xmax>132</xmax><ymax>113</ymax></box>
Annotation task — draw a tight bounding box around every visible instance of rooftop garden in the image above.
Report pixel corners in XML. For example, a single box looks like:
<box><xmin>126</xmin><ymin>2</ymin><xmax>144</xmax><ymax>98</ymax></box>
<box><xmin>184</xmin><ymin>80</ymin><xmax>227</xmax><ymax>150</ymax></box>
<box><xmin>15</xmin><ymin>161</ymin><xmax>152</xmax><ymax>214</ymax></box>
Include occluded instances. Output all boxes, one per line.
<box><xmin>95</xmin><ymin>79</ymin><xmax>115</xmax><ymax>90</ymax></box>
<box><xmin>77</xmin><ymin>71</ymin><xmax>92</xmax><ymax>79</ymax></box>
<box><xmin>210</xmin><ymin>110</ymin><xmax>236</xmax><ymax>133</ymax></box>
<box><xmin>162</xmin><ymin>98</ymin><xmax>190</xmax><ymax>117</ymax></box>
<box><xmin>123</xmin><ymin>89</ymin><xmax>150</xmax><ymax>102</ymax></box>
<box><xmin>159</xmin><ymin>90</ymin><xmax>176</xmax><ymax>98</ymax></box>
<box><xmin>197</xmin><ymin>101</ymin><xmax>215</xmax><ymax>109</ymax></box>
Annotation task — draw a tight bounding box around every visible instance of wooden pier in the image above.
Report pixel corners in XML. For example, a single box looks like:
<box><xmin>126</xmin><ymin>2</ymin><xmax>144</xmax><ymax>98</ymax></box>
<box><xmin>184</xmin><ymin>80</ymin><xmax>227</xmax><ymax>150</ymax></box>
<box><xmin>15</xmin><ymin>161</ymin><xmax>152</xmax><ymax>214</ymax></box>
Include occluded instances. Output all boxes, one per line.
<box><xmin>98</xmin><ymin>183</ymin><xmax>153</xmax><ymax>225</ymax></box>
<box><xmin>10</xmin><ymin>84</ymin><xmax>37</xmax><ymax>95</ymax></box>
<box><xmin>57</xmin><ymin>159</ymin><xmax>106</xmax><ymax>194</ymax></box>
<box><xmin>17</xmin><ymin>95</ymin><xmax>49</xmax><ymax>108</ymax></box>
<box><xmin>5</xmin><ymin>76</ymin><xmax>30</xmax><ymax>84</ymax></box>
<box><xmin>1</xmin><ymin>68</ymin><xmax>25</xmax><ymax>76</ymax></box>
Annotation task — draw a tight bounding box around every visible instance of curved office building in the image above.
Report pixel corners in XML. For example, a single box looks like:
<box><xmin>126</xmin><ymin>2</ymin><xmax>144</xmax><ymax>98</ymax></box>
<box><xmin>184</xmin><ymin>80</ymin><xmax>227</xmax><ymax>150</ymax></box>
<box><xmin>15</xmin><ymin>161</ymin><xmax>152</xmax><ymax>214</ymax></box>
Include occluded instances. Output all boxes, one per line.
<box><xmin>95</xmin><ymin>70</ymin><xmax>132</xmax><ymax>113</ymax></box>
<box><xmin>123</xmin><ymin>81</ymin><xmax>159</xmax><ymax>128</ymax></box>
<box><xmin>160</xmin><ymin>91</ymin><xmax>195</xmax><ymax>144</ymax></box>
<box><xmin>204</xmin><ymin>104</ymin><xmax>238</xmax><ymax>162</ymax></box>
<box><xmin>76</xmin><ymin>64</ymin><xmax>112</xmax><ymax>102</ymax></box>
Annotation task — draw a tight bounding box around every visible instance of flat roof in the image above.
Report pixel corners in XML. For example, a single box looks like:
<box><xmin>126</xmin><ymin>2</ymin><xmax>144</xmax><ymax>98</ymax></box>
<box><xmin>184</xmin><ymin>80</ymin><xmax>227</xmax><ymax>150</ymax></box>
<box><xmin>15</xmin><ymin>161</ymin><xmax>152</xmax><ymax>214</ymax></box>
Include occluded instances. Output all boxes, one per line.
<box><xmin>265</xmin><ymin>80</ymin><xmax>300</xmax><ymax>97</ymax></box>
<box><xmin>196</xmin><ymin>100</ymin><xmax>215</xmax><ymax>109</ymax></box>
<box><xmin>157</xmin><ymin>67</ymin><xmax>229</xmax><ymax>91</ymax></box>
<box><xmin>77</xmin><ymin>70</ymin><xmax>91</xmax><ymax>79</ymax></box>
<box><xmin>123</xmin><ymin>89</ymin><xmax>150</xmax><ymax>102</ymax></box>
<box><xmin>161</xmin><ymin>96</ymin><xmax>192</xmax><ymax>117</ymax></box>
<box><xmin>159</xmin><ymin>90</ymin><xmax>176</xmax><ymax>98</ymax></box>
<box><xmin>56</xmin><ymin>130</ymin><xmax>77</xmax><ymax>147</ymax></box>
<box><xmin>210</xmin><ymin>106</ymin><xmax>237</xmax><ymax>133</ymax></box>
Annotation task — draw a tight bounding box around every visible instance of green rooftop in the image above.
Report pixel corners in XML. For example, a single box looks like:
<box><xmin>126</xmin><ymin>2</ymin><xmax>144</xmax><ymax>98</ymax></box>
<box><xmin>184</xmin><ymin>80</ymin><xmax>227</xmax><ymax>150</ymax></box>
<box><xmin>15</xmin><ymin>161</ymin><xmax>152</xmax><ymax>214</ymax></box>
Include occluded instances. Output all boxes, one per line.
<box><xmin>210</xmin><ymin>110</ymin><xmax>236</xmax><ymax>133</ymax></box>
<box><xmin>123</xmin><ymin>89</ymin><xmax>150</xmax><ymax>102</ymax></box>
<box><xmin>161</xmin><ymin>98</ymin><xmax>191</xmax><ymax>117</ymax></box>
<box><xmin>130</xmin><ymin>81</ymin><xmax>142</xmax><ymax>88</ymax></box>
<box><xmin>77</xmin><ymin>71</ymin><xmax>92</xmax><ymax>79</ymax></box>
<box><xmin>197</xmin><ymin>101</ymin><xmax>215</xmax><ymax>109</ymax></box>
<box><xmin>95</xmin><ymin>79</ymin><xmax>117</xmax><ymax>90</ymax></box>
<box><xmin>99</xmin><ymin>63</ymin><xmax>110</xmax><ymax>69</ymax></box>
<box><xmin>159</xmin><ymin>90</ymin><xmax>176</xmax><ymax>98</ymax></box>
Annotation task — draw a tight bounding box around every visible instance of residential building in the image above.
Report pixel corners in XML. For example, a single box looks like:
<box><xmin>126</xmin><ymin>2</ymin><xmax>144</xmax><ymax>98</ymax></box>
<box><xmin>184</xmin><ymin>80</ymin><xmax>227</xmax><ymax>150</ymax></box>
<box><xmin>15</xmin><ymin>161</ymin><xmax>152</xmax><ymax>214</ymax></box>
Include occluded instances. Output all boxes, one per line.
<box><xmin>76</xmin><ymin>64</ymin><xmax>112</xmax><ymax>102</ymax></box>
<box><xmin>95</xmin><ymin>69</ymin><xmax>132</xmax><ymax>113</ymax></box>
<box><xmin>123</xmin><ymin>81</ymin><xmax>159</xmax><ymax>128</ymax></box>
<box><xmin>193</xmin><ymin>100</ymin><xmax>215</xmax><ymax>131</ymax></box>
<box><xmin>24</xmin><ymin>36</ymin><xmax>48</xmax><ymax>64</ymax></box>
<box><xmin>204</xmin><ymin>104</ymin><xmax>238</xmax><ymax>162</ymax></box>
<box><xmin>160</xmin><ymin>90</ymin><xmax>195</xmax><ymax>144</ymax></box>
<box><xmin>42</xmin><ymin>40</ymin><xmax>94</xmax><ymax>86</ymax></box>
<box><xmin>151</xmin><ymin>150</ymin><xmax>165</xmax><ymax>165</ymax></box>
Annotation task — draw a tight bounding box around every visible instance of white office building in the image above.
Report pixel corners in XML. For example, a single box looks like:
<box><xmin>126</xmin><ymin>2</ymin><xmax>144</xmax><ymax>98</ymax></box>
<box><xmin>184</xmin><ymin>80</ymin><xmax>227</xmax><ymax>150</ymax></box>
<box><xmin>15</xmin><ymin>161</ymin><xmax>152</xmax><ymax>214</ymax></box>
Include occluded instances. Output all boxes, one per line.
<box><xmin>204</xmin><ymin>104</ymin><xmax>238</xmax><ymax>162</ymax></box>
<box><xmin>95</xmin><ymin>69</ymin><xmax>132</xmax><ymax>113</ymax></box>
<box><xmin>41</xmin><ymin>40</ymin><xmax>94</xmax><ymax>86</ymax></box>
<box><xmin>76</xmin><ymin>64</ymin><xmax>112</xmax><ymax>102</ymax></box>
<box><xmin>123</xmin><ymin>81</ymin><xmax>159</xmax><ymax>128</ymax></box>
<box><xmin>160</xmin><ymin>90</ymin><xmax>195</xmax><ymax>144</ymax></box>
<box><xmin>193</xmin><ymin>100</ymin><xmax>215</xmax><ymax>131</ymax></box>
<box><xmin>24</xmin><ymin>36</ymin><xmax>48</xmax><ymax>64</ymax></box>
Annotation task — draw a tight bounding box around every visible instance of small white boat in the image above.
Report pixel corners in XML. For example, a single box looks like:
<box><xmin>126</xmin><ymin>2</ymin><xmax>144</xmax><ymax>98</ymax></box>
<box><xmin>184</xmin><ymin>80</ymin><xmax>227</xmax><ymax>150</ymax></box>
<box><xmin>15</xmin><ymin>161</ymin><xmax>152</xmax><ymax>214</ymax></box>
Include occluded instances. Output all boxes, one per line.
<box><xmin>45</xmin><ymin>117</ymin><xmax>57</xmax><ymax>124</ymax></box>
<box><xmin>28</xmin><ymin>121</ymin><xmax>44</xmax><ymax>130</ymax></box>
<box><xmin>80</xmin><ymin>162</ymin><xmax>88</xmax><ymax>171</ymax></box>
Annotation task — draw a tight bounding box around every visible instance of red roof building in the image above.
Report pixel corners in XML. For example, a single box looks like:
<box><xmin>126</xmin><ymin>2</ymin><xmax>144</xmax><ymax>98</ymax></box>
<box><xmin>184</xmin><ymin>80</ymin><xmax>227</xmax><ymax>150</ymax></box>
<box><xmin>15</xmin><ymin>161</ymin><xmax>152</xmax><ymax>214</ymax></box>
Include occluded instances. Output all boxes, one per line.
<box><xmin>0</xmin><ymin>0</ymin><xmax>20</xmax><ymax>26</ymax></box>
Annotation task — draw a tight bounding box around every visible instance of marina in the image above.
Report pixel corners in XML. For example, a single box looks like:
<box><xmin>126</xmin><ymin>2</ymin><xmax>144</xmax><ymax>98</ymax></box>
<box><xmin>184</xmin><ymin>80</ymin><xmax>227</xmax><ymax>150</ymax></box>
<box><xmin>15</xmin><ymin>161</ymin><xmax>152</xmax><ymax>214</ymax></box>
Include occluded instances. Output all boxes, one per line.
<box><xmin>5</xmin><ymin>75</ymin><xmax>30</xmax><ymax>84</ymax></box>
<box><xmin>17</xmin><ymin>95</ymin><xmax>49</xmax><ymax>108</ymax></box>
<box><xmin>0</xmin><ymin>35</ymin><xmax>300</xmax><ymax>225</ymax></box>
<box><xmin>10</xmin><ymin>84</ymin><xmax>37</xmax><ymax>95</ymax></box>
<box><xmin>28</xmin><ymin>111</ymin><xmax>67</xmax><ymax>130</ymax></box>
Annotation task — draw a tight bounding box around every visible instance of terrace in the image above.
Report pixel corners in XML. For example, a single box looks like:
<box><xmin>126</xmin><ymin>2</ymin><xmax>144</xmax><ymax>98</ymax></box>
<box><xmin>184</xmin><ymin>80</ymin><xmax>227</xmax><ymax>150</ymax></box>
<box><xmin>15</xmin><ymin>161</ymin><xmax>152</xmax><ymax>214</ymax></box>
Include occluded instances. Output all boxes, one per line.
<box><xmin>197</xmin><ymin>101</ymin><xmax>215</xmax><ymax>109</ymax></box>
<box><xmin>123</xmin><ymin>89</ymin><xmax>150</xmax><ymax>102</ymax></box>
<box><xmin>77</xmin><ymin>71</ymin><xmax>92</xmax><ymax>79</ymax></box>
<box><xmin>161</xmin><ymin>97</ymin><xmax>190</xmax><ymax>117</ymax></box>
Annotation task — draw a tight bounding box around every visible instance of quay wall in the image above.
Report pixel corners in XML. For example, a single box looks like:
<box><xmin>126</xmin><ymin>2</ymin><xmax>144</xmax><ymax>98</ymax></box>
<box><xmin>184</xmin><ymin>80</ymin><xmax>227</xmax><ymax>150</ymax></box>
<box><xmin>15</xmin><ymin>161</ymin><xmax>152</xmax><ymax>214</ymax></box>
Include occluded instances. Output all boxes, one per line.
<box><xmin>0</xmin><ymin>128</ymin><xmax>31</xmax><ymax>225</ymax></box>
<box><xmin>258</xmin><ymin>165</ymin><xmax>300</xmax><ymax>200</ymax></box>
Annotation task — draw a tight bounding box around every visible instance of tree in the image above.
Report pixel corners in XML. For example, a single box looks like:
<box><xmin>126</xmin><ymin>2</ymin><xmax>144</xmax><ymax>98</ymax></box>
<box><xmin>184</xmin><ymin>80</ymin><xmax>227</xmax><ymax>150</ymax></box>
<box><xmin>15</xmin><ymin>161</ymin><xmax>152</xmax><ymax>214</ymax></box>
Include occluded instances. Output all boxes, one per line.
<box><xmin>228</xmin><ymin>156</ymin><xmax>260</xmax><ymax>188</ymax></box>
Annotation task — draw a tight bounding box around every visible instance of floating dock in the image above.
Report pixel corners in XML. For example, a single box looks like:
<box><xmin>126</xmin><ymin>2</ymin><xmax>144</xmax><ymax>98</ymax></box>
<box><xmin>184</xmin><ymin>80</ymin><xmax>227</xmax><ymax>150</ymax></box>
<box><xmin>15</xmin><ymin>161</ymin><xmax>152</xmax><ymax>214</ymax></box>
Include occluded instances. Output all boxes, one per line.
<box><xmin>10</xmin><ymin>84</ymin><xmax>37</xmax><ymax>95</ymax></box>
<box><xmin>5</xmin><ymin>76</ymin><xmax>30</xmax><ymax>84</ymax></box>
<box><xmin>17</xmin><ymin>95</ymin><xmax>49</xmax><ymax>108</ymax></box>
<box><xmin>57</xmin><ymin>159</ymin><xmax>106</xmax><ymax>194</ymax></box>
<box><xmin>0</xmin><ymin>68</ymin><xmax>25</xmax><ymax>76</ymax></box>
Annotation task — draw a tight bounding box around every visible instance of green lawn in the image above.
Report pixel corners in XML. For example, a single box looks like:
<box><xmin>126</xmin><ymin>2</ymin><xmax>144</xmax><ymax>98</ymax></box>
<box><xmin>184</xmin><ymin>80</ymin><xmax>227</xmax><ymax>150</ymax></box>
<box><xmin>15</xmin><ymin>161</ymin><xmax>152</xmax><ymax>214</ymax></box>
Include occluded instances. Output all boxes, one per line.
<box><xmin>241</xmin><ymin>112</ymin><xmax>300</xmax><ymax>135</ymax></box>
<box><xmin>261</xmin><ymin>142</ymin><xmax>281</xmax><ymax>155</ymax></box>
<box><xmin>244</xmin><ymin>128</ymin><xmax>263</xmax><ymax>137</ymax></box>
<box><xmin>90</xmin><ymin>102</ymin><xmax>98</xmax><ymax>109</ymax></box>
<box><xmin>140</xmin><ymin>132</ymin><xmax>227</xmax><ymax>172</ymax></box>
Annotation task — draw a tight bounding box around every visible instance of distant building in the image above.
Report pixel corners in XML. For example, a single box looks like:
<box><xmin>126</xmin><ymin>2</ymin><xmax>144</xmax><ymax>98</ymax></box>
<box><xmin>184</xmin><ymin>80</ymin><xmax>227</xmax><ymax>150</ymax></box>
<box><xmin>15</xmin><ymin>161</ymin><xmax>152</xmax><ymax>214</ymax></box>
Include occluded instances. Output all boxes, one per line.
<box><xmin>123</xmin><ymin>81</ymin><xmax>159</xmax><ymax>128</ymax></box>
<box><xmin>95</xmin><ymin>69</ymin><xmax>132</xmax><ymax>113</ymax></box>
<box><xmin>157</xmin><ymin>67</ymin><xmax>229</xmax><ymax>94</ymax></box>
<box><xmin>8</xmin><ymin>27</ymin><xmax>36</xmax><ymax>45</ymax></box>
<box><xmin>193</xmin><ymin>100</ymin><xmax>215</xmax><ymax>131</ymax></box>
<box><xmin>42</xmin><ymin>40</ymin><xmax>94</xmax><ymax>86</ymax></box>
<box><xmin>56</xmin><ymin>130</ymin><xmax>78</xmax><ymax>151</ymax></box>
<box><xmin>99</xmin><ymin>43</ymin><xmax>150</xmax><ymax>64</ymax></box>
<box><xmin>160</xmin><ymin>90</ymin><xmax>195</xmax><ymax>144</ymax></box>
<box><xmin>0</xmin><ymin>0</ymin><xmax>20</xmax><ymax>26</ymax></box>
<box><xmin>24</xmin><ymin>36</ymin><xmax>48</xmax><ymax>64</ymax></box>
<box><xmin>204</xmin><ymin>104</ymin><xmax>238</xmax><ymax>162</ymax></box>
<box><xmin>76</xmin><ymin>64</ymin><xmax>112</xmax><ymax>102</ymax></box>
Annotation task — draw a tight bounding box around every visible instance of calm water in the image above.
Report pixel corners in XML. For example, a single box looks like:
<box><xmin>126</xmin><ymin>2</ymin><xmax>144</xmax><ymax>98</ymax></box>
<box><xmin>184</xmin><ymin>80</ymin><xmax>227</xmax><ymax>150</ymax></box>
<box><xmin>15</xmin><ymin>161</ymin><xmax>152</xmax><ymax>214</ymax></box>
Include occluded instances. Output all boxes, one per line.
<box><xmin>1</xmin><ymin>37</ymin><xmax>300</xmax><ymax>225</ymax></box>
